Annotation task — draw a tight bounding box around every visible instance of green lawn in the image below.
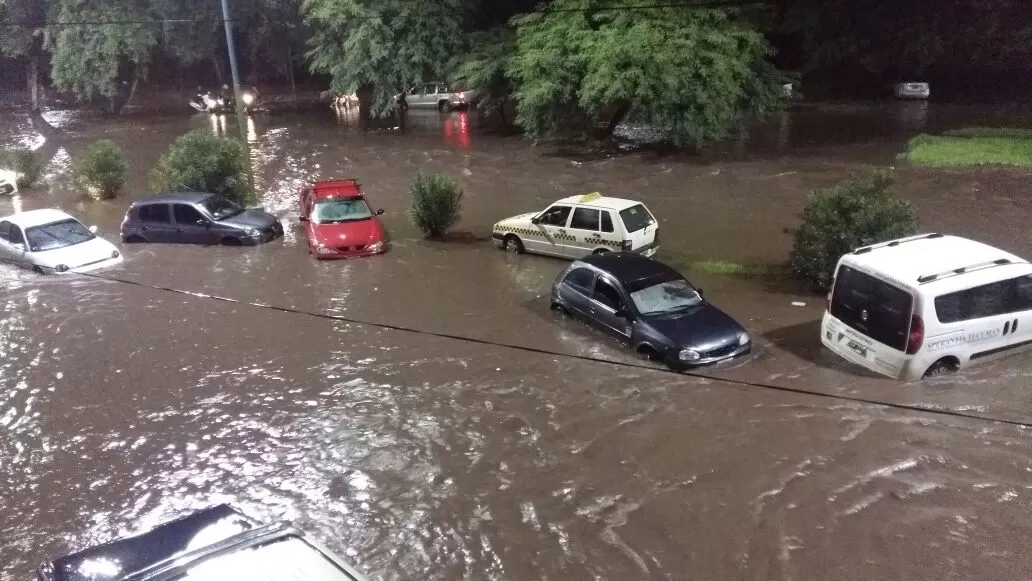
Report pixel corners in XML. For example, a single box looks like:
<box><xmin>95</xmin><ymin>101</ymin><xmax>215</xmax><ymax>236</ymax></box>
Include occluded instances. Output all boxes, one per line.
<box><xmin>905</xmin><ymin>131</ymin><xmax>1032</xmax><ymax>167</ymax></box>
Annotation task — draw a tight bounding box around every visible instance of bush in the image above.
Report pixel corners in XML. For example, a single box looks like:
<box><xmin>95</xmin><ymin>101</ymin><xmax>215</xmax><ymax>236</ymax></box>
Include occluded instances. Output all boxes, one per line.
<box><xmin>73</xmin><ymin>140</ymin><xmax>127</xmax><ymax>200</ymax></box>
<box><xmin>408</xmin><ymin>172</ymin><xmax>463</xmax><ymax>238</ymax></box>
<box><xmin>151</xmin><ymin>130</ymin><xmax>250</xmax><ymax>204</ymax></box>
<box><xmin>0</xmin><ymin>147</ymin><xmax>43</xmax><ymax>188</ymax></box>
<box><xmin>789</xmin><ymin>171</ymin><xmax>919</xmax><ymax>290</ymax></box>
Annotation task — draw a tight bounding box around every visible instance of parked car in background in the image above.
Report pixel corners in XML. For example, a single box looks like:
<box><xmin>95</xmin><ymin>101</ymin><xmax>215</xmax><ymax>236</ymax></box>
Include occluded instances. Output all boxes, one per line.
<box><xmin>396</xmin><ymin>82</ymin><xmax>477</xmax><ymax>111</ymax></box>
<box><xmin>822</xmin><ymin>233</ymin><xmax>1032</xmax><ymax>380</ymax></box>
<box><xmin>0</xmin><ymin>209</ymin><xmax>122</xmax><ymax>274</ymax></box>
<box><xmin>493</xmin><ymin>192</ymin><xmax>659</xmax><ymax>259</ymax></box>
<box><xmin>895</xmin><ymin>82</ymin><xmax>930</xmax><ymax>100</ymax></box>
<box><xmin>299</xmin><ymin>178</ymin><xmax>387</xmax><ymax>259</ymax></box>
<box><xmin>0</xmin><ymin>169</ymin><xmax>16</xmax><ymax>196</ymax></box>
<box><xmin>552</xmin><ymin>252</ymin><xmax>751</xmax><ymax>369</ymax></box>
<box><xmin>37</xmin><ymin>504</ymin><xmax>369</xmax><ymax>581</ymax></box>
<box><xmin>121</xmin><ymin>192</ymin><xmax>283</xmax><ymax>246</ymax></box>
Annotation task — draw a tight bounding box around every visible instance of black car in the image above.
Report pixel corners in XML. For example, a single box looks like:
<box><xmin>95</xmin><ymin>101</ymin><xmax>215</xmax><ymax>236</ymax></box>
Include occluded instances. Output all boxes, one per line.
<box><xmin>121</xmin><ymin>192</ymin><xmax>283</xmax><ymax>246</ymax></box>
<box><xmin>551</xmin><ymin>252</ymin><xmax>751</xmax><ymax>369</ymax></box>
<box><xmin>37</xmin><ymin>504</ymin><xmax>369</xmax><ymax>581</ymax></box>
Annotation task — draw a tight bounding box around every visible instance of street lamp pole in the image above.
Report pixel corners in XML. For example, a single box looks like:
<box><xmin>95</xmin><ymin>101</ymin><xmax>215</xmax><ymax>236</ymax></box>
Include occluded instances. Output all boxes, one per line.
<box><xmin>219</xmin><ymin>0</ymin><xmax>257</xmax><ymax>203</ymax></box>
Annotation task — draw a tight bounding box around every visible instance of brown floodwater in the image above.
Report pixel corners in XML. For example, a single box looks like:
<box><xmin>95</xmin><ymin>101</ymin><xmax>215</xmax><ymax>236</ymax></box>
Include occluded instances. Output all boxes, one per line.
<box><xmin>3</xmin><ymin>103</ymin><xmax>1032</xmax><ymax>580</ymax></box>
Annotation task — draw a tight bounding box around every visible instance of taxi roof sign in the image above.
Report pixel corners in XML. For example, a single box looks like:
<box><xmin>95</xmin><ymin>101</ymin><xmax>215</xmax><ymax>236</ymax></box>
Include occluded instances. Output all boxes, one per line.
<box><xmin>579</xmin><ymin>192</ymin><xmax>602</xmax><ymax>203</ymax></box>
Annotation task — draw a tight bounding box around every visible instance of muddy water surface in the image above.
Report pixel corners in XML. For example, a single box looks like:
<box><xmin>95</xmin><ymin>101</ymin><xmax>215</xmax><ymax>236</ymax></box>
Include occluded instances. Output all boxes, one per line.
<box><xmin>3</xmin><ymin>104</ymin><xmax>1032</xmax><ymax>579</ymax></box>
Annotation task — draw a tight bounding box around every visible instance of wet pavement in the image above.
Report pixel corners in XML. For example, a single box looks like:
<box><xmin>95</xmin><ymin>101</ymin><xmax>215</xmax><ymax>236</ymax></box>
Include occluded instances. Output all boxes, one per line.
<box><xmin>3</xmin><ymin>103</ymin><xmax>1032</xmax><ymax>579</ymax></box>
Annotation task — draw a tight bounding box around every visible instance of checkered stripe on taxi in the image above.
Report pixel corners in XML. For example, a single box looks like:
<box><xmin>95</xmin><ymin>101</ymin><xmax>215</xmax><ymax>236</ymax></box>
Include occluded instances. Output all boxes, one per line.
<box><xmin>494</xmin><ymin>225</ymin><xmax>543</xmax><ymax>238</ymax></box>
<box><xmin>494</xmin><ymin>225</ymin><xmax>625</xmax><ymax>248</ymax></box>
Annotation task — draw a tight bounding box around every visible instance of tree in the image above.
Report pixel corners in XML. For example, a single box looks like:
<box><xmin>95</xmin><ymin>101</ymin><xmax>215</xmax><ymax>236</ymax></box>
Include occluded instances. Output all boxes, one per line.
<box><xmin>509</xmin><ymin>1</ymin><xmax>788</xmax><ymax>144</ymax></box>
<box><xmin>303</xmin><ymin>0</ymin><xmax>467</xmax><ymax>115</ymax></box>
<box><xmin>451</xmin><ymin>26</ymin><xmax>515</xmax><ymax>126</ymax></box>
<box><xmin>45</xmin><ymin>0</ymin><xmax>160</xmax><ymax>113</ymax></box>
<box><xmin>0</xmin><ymin>0</ymin><xmax>48</xmax><ymax>111</ymax></box>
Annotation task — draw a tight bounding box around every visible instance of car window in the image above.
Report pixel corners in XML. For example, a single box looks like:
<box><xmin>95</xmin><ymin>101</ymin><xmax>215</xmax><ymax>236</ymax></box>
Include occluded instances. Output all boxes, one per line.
<box><xmin>174</xmin><ymin>204</ymin><xmax>207</xmax><ymax>225</ymax></box>
<box><xmin>138</xmin><ymin>203</ymin><xmax>171</xmax><ymax>224</ymax></box>
<box><xmin>537</xmin><ymin>205</ymin><xmax>572</xmax><ymax>227</ymax></box>
<box><xmin>935</xmin><ymin>275</ymin><xmax>1032</xmax><ymax>324</ymax></box>
<box><xmin>564</xmin><ymin>267</ymin><xmax>595</xmax><ymax>292</ymax></box>
<box><xmin>569</xmin><ymin>207</ymin><xmax>600</xmax><ymax>231</ymax></box>
<box><xmin>601</xmin><ymin>211</ymin><xmax>614</xmax><ymax>233</ymax></box>
<box><xmin>620</xmin><ymin>204</ymin><xmax>654</xmax><ymax>233</ymax></box>
<box><xmin>593</xmin><ymin>279</ymin><xmax>624</xmax><ymax>310</ymax></box>
<box><xmin>3</xmin><ymin>223</ymin><xmax>25</xmax><ymax>246</ymax></box>
<box><xmin>423</xmin><ymin>83</ymin><xmax>437</xmax><ymax>95</ymax></box>
<box><xmin>0</xmin><ymin>221</ymin><xmax>11</xmax><ymax>243</ymax></box>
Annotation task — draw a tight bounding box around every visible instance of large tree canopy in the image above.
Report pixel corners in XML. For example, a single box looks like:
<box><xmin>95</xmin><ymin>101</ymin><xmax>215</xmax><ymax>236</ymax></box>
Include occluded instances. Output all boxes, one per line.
<box><xmin>303</xmin><ymin>0</ymin><xmax>467</xmax><ymax>114</ymax></box>
<box><xmin>509</xmin><ymin>1</ymin><xmax>787</xmax><ymax>144</ymax></box>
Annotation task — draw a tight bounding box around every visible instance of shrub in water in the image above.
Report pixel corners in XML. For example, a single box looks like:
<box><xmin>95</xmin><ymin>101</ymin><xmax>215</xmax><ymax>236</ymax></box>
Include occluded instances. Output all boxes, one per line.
<box><xmin>151</xmin><ymin>130</ymin><xmax>250</xmax><ymax>204</ymax></box>
<box><xmin>789</xmin><ymin>171</ymin><xmax>918</xmax><ymax>290</ymax></box>
<box><xmin>73</xmin><ymin>140</ymin><xmax>127</xmax><ymax>200</ymax></box>
<box><xmin>408</xmin><ymin>171</ymin><xmax>463</xmax><ymax>238</ymax></box>
<box><xmin>0</xmin><ymin>147</ymin><xmax>43</xmax><ymax>188</ymax></box>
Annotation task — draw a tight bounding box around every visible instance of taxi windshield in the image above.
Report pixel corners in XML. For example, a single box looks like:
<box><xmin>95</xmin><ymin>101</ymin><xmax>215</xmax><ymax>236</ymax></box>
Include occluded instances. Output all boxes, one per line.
<box><xmin>311</xmin><ymin>197</ymin><xmax>372</xmax><ymax>224</ymax></box>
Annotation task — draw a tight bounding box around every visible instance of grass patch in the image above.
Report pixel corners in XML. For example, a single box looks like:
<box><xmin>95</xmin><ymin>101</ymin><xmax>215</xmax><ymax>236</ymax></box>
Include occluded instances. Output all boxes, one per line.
<box><xmin>690</xmin><ymin>260</ymin><xmax>786</xmax><ymax>279</ymax></box>
<box><xmin>905</xmin><ymin>133</ymin><xmax>1032</xmax><ymax>167</ymax></box>
<box><xmin>941</xmin><ymin>126</ymin><xmax>1032</xmax><ymax>139</ymax></box>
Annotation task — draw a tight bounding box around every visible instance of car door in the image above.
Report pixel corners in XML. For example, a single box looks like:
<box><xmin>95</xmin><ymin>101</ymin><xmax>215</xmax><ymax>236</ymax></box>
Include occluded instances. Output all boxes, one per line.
<box><xmin>0</xmin><ymin>220</ymin><xmax>29</xmax><ymax>268</ymax></box>
<box><xmin>528</xmin><ymin>204</ymin><xmax>572</xmax><ymax>257</ymax></box>
<box><xmin>137</xmin><ymin>203</ymin><xmax>178</xmax><ymax>243</ymax></box>
<box><xmin>567</xmin><ymin>206</ymin><xmax>603</xmax><ymax>258</ymax></box>
<box><xmin>1005</xmin><ymin>274</ymin><xmax>1032</xmax><ymax>352</ymax></box>
<box><xmin>588</xmin><ymin>276</ymin><xmax>633</xmax><ymax>342</ymax></box>
<box><xmin>173</xmin><ymin>203</ymin><xmax>217</xmax><ymax>245</ymax></box>
<box><xmin>557</xmin><ymin>266</ymin><xmax>597</xmax><ymax>319</ymax></box>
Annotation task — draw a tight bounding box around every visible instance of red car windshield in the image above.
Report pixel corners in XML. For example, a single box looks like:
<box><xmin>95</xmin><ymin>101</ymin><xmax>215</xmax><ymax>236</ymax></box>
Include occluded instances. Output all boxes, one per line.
<box><xmin>310</xmin><ymin>197</ymin><xmax>372</xmax><ymax>224</ymax></box>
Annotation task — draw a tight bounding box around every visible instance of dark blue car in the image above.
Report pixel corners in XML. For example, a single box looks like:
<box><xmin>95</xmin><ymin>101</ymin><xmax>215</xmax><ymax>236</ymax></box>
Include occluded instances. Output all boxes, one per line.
<box><xmin>37</xmin><ymin>505</ymin><xmax>368</xmax><ymax>581</ymax></box>
<box><xmin>551</xmin><ymin>252</ymin><xmax>751</xmax><ymax>369</ymax></box>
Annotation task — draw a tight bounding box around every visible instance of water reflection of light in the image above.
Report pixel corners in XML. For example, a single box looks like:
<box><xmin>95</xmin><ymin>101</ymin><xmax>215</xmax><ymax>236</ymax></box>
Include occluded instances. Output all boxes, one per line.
<box><xmin>246</xmin><ymin>117</ymin><xmax>258</xmax><ymax>143</ymax></box>
<box><xmin>208</xmin><ymin>114</ymin><xmax>228</xmax><ymax>137</ymax></box>
<box><xmin>333</xmin><ymin>105</ymin><xmax>360</xmax><ymax>128</ymax></box>
<box><xmin>442</xmin><ymin>112</ymin><xmax>471</xmax><ymax>149</ymax></box>
<box><xmin>10</xmin><ymin>193</ymin><xmax>24</xmax><ymax>214</ymax></box>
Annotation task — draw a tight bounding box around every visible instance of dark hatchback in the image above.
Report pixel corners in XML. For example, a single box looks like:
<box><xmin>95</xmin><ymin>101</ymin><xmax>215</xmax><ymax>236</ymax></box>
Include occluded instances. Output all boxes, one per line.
<box><xmin>37</xmin><ymin>504</ymin><xmax>369</xmax><ymax>581</ymax></box>
<box><xmin>121</xmin><ymin>192</ymin><xmax>283</xmax><ymax>246</ymax></box>
<box><xmin>551</xmin><ymin>252</ymin><xmax>751</xmax><ymax>369</ymax></box>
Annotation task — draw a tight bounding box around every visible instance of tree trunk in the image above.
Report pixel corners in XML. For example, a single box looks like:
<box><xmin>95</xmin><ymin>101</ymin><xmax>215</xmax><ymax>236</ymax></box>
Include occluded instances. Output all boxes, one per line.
<box><xmin>603</xmin><ymin>103</ymin><xmax>631</xmax><ymax>138</ymax></box>
<box><xmin>27</xmin><ymin>57</ymin><xmax>40</xmax><ymax>112</ymax></box>
<box><xmin>124</xmin><ymin>68</ymin><xmax>141</xmax><ymax>110</ymax></box>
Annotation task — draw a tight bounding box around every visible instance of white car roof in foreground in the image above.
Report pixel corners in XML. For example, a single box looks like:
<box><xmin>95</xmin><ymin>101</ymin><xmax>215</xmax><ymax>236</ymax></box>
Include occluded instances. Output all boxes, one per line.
<box><xmin>1</xmin><ymin>208</ymin><xmax>77</xmax><ymax>229</ymax></box>
<box><xmin>845</xmin><ymin>233</ymin><xmax>1028</xmax><ymax>290</ymax></box>
<box><xmin>554</xmin><ymin>194</ymin><xmax>643</xmax><ymax>211</ymax></box>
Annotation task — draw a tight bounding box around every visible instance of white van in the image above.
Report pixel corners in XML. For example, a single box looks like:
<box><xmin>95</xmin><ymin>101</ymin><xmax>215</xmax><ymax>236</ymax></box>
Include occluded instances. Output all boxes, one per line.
<box><xmin>821</xmin><ymin>233</ymin><xmax>1032</xmax><ymax>380</ymax></box>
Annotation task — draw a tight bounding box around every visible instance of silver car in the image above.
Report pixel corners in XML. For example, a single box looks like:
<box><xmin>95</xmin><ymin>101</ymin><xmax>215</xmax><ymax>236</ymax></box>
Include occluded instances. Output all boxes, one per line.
<box><xmin>397</xmin><ymin>81</ymin><xmax>477</xmax><ymax>111</ymax></box>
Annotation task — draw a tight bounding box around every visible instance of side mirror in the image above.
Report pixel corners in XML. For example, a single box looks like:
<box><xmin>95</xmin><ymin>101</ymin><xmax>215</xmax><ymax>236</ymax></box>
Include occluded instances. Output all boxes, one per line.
<box><xmin>696</xmin><ymin>288</ymin><xmax>704</xmax><ymax>297</ymax></box>
<box><xmin>615</xmin><ymin>307</ymin><xmax>630</xmax><ymax>319</ymax></box>
<box><xmin>298</xmin><ymin>216</ymin><xmax>309</xmax><ymax>222</ymax></box>
<box><xmin>375</xmin><ymin>208</ymin><xmax>385</xmax><ymax>216</ymax></box>
<box><xmin>530</xmin><ymin>216</ymin><xmax>541</xmax><ymax>225</ymax></box>
<box><xmin>88</xmin><ymin>225</ymin><xmax>98</xmax><ymax>234</ymax></box>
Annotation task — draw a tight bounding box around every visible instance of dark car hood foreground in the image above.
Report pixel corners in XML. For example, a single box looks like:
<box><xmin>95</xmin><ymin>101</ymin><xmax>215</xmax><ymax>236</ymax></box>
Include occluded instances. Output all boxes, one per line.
<box><xmin>643</xmin><ymin>303</ymin><xmax>745</xmax><ymax>349</ymax></box>
<box><xmin>220</xmin><ymin>209</ymin><xmax>279</xmax><ymax>230</ymax></box>
<box><xmin>44</xmin><ymin>504</ymin><xmax>256</xmax><ymax>581</ymax></box>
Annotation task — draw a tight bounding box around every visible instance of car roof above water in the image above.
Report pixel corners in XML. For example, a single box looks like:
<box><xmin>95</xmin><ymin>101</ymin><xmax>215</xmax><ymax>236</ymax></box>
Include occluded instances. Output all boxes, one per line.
<box><xmin>1</xmin><ymin>208</ymin><xmax>75</xmax><ymax>228</ymax></box>
<box><xmin>554</xmin><ymin>194</ymin><xmax>643</xmax><ymax>211</ymax></box>
<box><xmin>312</xmin><ymin>179</ymin><xmax>362</xmax><ymax>199</ymax></box>
<box><xmin>132</xmin><ymin>192</ymin><xmax>215</xmax><ymax>205</ymax></box>
<box><xmin>578</xmin><ymin>252</ymin><xmax>680</xmax><ymax>285</ymax></box>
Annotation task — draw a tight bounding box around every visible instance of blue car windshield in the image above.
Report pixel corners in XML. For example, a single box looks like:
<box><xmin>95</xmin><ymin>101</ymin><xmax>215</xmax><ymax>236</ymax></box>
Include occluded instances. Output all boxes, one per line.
<box><xmin>631</xmin><ymin>279</ymin><xmax>701</xmax><ymax>315</ymax></box>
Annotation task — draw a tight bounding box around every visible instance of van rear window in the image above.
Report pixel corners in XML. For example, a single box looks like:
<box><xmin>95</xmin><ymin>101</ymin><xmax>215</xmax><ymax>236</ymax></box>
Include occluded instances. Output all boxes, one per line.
<box><xmin>830</xmin><ymin>266</ymin><xmax>913</xmax><ymax>351</ymax></box>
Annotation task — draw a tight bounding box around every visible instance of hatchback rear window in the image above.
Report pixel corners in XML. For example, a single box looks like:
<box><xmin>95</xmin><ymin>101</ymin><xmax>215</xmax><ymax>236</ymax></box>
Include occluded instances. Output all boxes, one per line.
<box><xmin>830</xmin><ymin>265</ymin><xmax>913</xmax><ymax>351</ymax></box>
<box><xmin>619</xmin><ymin>204</ymin><xmax>653</xmax><ymax>233</ymax></box>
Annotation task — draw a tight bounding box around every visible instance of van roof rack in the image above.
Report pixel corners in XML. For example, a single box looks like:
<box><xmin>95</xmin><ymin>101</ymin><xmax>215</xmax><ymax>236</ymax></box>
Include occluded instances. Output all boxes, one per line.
<box><xmin>917</xmin><ymin>258</ymin><xmax>1018</xmax><ymax>284</ymax></box>
<box><xmin>853</xmin><ymin>233</ymin><xmax>943</xmax><ymax>255</ymax></box>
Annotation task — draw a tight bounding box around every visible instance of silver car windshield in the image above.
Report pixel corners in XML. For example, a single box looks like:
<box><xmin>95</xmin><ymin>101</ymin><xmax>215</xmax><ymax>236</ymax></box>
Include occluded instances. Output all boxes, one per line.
<box><xmin>25</xmin><ymin>219</ymin><xmax>95</xmax><ymax>252</ymax></box>
<box><xmin>631</xmin><ymin>279</ymin><xmax>701</xmax><ymax>315</ymax></box>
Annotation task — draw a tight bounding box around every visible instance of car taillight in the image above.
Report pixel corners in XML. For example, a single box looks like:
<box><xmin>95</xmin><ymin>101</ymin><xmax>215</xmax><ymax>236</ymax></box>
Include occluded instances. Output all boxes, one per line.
<box><xmin>621</xmin><ymin>240</ymin><xmax>633</xmax><ymax>251</ymax></box>
<box><xmin>906</xmin><ymin>315</ymin><xmax>924</xmax><ymax>355</ymax></box>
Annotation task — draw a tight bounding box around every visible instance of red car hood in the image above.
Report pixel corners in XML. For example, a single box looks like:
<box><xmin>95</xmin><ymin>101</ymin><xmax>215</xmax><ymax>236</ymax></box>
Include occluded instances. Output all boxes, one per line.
<box><xmin>310</xmin><ymin>218</ymin><xmax>385</xmax><ymax>246</ymax></box>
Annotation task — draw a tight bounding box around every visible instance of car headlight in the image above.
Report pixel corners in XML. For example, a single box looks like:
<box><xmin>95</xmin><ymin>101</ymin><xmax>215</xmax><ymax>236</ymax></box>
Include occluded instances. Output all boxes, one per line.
<box><xmin>367</xmin><ymin>240</ymin><xmax>385</xmax><ymax>253</ymax></box>
<box><xmin>242</xmin><ymin>92</ymin><xmax>255</xmax><ymax>105</ymax></box>
<box><xmin>738</xmin><ymin>332</ymin><xmax>750</xmax><ymax>346</ymax></box>
<box><xmin>55</xmin><ymin>264</ymin><xmax>69</xmax><ymax>273</ymax></box>
<box><xmin>247</xmin><ymin>228</ymin><xmax>262</xmax><ymax>238</ymax></box>
<box><xmin>678</xmin><ymin>349</ymin><xmax>701</xmax><ymax>362</ymax></box>
<box><xmin>111</xmin><ymin>250</ymin><xmax>120</xmax><ymax>258</ymax></box>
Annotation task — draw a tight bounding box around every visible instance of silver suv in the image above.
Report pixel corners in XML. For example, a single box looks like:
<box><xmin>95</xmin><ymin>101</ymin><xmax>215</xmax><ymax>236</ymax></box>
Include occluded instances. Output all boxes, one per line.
<box><xmin>397</xmin><ymin>81</ymin><xmax>477</xmax><ymax>111</ymax></box>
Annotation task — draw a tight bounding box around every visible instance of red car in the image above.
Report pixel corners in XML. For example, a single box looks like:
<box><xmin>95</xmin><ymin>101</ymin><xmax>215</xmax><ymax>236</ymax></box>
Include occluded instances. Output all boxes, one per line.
<box><xmin>299</xmin><ymin>178</ymin><xmax>388</xmax><ymax>259</ymax></box>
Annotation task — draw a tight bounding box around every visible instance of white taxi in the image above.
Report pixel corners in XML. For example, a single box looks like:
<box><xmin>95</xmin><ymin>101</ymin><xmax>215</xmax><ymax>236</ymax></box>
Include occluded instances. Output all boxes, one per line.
<box><xmin>492</xmin><ymin>193</ymin><xmax>659</xmax><ymax>259</ymax></box>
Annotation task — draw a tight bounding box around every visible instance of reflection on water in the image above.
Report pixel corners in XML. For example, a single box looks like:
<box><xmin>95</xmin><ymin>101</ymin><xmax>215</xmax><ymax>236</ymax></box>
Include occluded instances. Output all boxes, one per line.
<box><xmin>443</xmin><ymin>112</ymin><xmax>471</xmax><ymax>150</ymax></box>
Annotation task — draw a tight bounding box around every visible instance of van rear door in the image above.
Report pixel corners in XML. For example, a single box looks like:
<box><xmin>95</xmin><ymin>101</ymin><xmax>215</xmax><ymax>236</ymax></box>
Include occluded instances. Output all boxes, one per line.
<box><xmin>821</xmin><ymin>265</ymin><xmax>914</xmax><ymax>378</ymax></box>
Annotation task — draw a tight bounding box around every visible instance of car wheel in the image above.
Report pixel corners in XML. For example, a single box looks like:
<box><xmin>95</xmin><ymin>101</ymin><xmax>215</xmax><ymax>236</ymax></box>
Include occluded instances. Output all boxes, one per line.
<box><xmin>221</xmin><ymin>237</ymin><xmax>243</xmax><ymax>246</ymax></box>
<box><xmin>550</xmin><ymin>301</ymin><xmax>567</xmax><ymax>314</ymax></box>
<box><xmin>439</xmin><ymin>100</ymin><xmax>452</xmax><ymax>112</ymax></box>
<box><xmin>32</xmin><ymin>265</ymin><xmax>46</xmax><ymax>275</ymax></box>
<box><xmin>924</xmin><ymin>359</ymin><xmax>959</xmax><ymax>378</ymax></box>
<box><xmin>635</xmin><ymin>344</ymin><xmax>660</xmax><ymax>361</ymax></box>
<box><xmin>593</xmin><ymin>248</ymin><xmax>610</xmax><ymax>255</ymax></box>
<box><xmin>503</xmin><ymin>235</ymin><xmax>524</xmax><ymax>254</ymax></box>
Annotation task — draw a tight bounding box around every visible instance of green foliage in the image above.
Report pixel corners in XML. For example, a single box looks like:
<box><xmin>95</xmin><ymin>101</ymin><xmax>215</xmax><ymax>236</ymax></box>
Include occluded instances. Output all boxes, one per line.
<box><xmin>73</xmin><ymin>140</ymin><xmax>128</xmax><ymax>200</ymax></box>
<box><xmin>408</xmin><ymin>172</ymin><xmax>463</xmax><ymax>238</ymax></box>
<box><xmin>0</xmin><ymin>0</ymin><xmax>44</xmax><ymax>58</ymax></box>
<box><xmin>151</xmin><ymin>131</ymin><xmax>251</xmax><ymax>204</ymax></box>
<box><xmin>941</xmin><ymin>127</ymin><xmax>1032</xmax><ymax>139</ymax></box>
<box><xmin>303</xmin><ymin>0</ymin><xmax>467</xmax><ymax>115</ymax></box>
<box><xmin>905</xmin><ymin>134</ymin><xmax>1032</xmax><ymax>167</ymax></box>
<box><xmin>789</xmin><ymin>172</ymin><xmax>919</xmax><ymax>289</ymax></box>
<box><xmin>45</xmin><ymin>0</ymin><xmax>158</xmax><ymax>101</ymax></box>
<box><xmin>0</xmin><ymin>148</ymin><xmax>43</xmax><ymax>188</ymax></box>
<box><xmin>451</xmin><ymin>26</ymin><xmax>516</xmax><ymax>120</ymax></box>
<box><xmin>509</xmin><ymin>1</ymin><xmax>788</xmax><ymax>143</ymax></box>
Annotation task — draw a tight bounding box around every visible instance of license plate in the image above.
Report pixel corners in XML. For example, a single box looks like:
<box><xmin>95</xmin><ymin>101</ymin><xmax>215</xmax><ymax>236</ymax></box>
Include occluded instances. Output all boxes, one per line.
<box><xmin>846</xmin><ymin>340</ymin><xmax>868</xmax><ymax>358</ymax></box>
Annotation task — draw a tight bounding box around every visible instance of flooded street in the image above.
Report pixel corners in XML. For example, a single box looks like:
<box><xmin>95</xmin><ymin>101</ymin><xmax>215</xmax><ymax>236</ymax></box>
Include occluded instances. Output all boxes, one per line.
<box><xmin>3</xmin><ymin>103</ymin><xmax>1032</xmax><ymax>579</ymax></box>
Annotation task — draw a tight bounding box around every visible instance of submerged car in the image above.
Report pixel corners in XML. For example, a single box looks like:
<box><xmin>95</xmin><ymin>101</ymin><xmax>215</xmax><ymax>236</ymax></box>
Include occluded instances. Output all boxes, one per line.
<box><xmin>0</xmin><ymin>209</ymin><xmax>122</xmax><ymax>274</ymax></box>
<box><xmin>121</xmin><ymin>192</ymin><xmax>283</xmax><ymax>246</ymax></box>
<box><xmin>493</xmin><ymin>192</ymin><xmax>659</xmax><ymax>260</ymax></box>
<box><xmin>299</xmin><ymin>178</ymin><xmax>387</xmax><ymax>259</ymax></box>
<box><xmin>0</xmin><ymin>169</ymin><xmax>16</xmax><ymax>196</ymax></box>
<box><xmin>396</xmin><ymin>81</ymin><xmax>477</xmax><ymax>111</ymax></box>
<box><xmin>552</xmin><ymin>252</ymin><xmax>751</xmax><ymax>368</ymax></box>
<box><xmin>895</xmin><ymin>82</ymin><xmax>930</xmax><ymax>100</ymax></box>
<box><xmin>37</xmin><ymin>504</ymin><xmax>369</xmax><ymax>581</ymax></box>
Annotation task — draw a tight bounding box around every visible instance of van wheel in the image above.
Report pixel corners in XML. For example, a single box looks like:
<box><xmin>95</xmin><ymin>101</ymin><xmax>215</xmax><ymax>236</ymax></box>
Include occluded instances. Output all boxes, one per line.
<box><xmin>924</xmin><ymin>358</ymin><xmax>959</xmax><ymax>378</ymax></box>
<box><xmin>503</xmin><ymin>235</ymin><xmax>524</xmax><ymax>254</ymax></box>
